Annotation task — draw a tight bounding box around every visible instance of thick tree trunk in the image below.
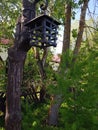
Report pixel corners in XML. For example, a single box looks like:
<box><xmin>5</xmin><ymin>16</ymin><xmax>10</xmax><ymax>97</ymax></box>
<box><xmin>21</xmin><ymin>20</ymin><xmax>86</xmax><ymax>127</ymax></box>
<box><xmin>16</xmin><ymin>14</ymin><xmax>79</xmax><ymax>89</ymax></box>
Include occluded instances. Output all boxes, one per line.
<box><xmin>5</xmin><ymin>48</ymin><xmax>26</xmax><ymax>130</ymax></box>
<box><xmin>73</xmin><ymin>0</ymin><xmax>89</xmax><ymax>59</ymax></box>
<box><xmin>5</xmin><ymin>0</ymin><xmax>40</xmax><ymax>130</ymax></box>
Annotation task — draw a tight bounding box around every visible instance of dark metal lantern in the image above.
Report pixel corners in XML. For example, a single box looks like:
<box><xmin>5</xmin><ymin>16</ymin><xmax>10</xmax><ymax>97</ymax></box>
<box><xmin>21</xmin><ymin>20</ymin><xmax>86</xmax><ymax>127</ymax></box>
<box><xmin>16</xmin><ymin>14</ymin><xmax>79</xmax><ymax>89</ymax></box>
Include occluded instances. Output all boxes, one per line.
<box><xmin>25</xmin><ymin>14</ymin><xmax>60</xmax><ymax>48</ymax></box>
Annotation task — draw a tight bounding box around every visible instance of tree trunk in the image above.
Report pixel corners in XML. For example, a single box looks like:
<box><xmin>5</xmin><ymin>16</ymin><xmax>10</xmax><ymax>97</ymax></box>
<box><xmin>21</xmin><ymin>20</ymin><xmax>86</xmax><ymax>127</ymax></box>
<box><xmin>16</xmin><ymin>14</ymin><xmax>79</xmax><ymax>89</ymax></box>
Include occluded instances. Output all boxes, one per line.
<box><xmin>62</xmin><ymin>2</ymin><xmax>71</xmax><ymax>53</ymax></box>
<box><xmin>47</xmin><ymin>2</ymin><xmax>71</xmax><ymax>126</ymax></box>
<box><xmin>5</xmin><ymin>0</ymin><xmax>40</xmax><ymax>129</ymax></box>
<box><xmin>5</xmin><ymin>48</ymin><xmax>26</xmax><ymax>130</ymax></box>
<box><xmin>48</xmin><ymin>95</ymin><xmax>62</xmax><ymax>126</ymax></box>
<box><xmin>73</xmin><ymin>0</ymin><xmax>89</xmax><ymax>59</ymax></box>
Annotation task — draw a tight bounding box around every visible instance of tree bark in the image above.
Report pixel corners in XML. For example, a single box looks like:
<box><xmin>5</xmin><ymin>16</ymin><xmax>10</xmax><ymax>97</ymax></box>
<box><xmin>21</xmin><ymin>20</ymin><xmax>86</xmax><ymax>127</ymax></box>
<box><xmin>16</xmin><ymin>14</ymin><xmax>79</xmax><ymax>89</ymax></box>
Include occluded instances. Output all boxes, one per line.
<box><xmin>5</xmin><ymin>0</ymin><xmax>40</xmax><ymax>130</ymax></box>
<box><xmin>62</xmin><ymin>2</ymin><xmax>71</xmax><ymax>53</ymax></box>
<box><xmin>73</xmin><ymin>0</ymin><xmax>89</xmax><ymax>60</ymax></box>
<box><xmin>5</xmin><ymin>48</ymin><xmax>26</xmax><ymax>130</ymax></box>
<box><xmin>48</xmin><ymin>95</ymin><xmax>62</xmax><ymax>126</ymax></box>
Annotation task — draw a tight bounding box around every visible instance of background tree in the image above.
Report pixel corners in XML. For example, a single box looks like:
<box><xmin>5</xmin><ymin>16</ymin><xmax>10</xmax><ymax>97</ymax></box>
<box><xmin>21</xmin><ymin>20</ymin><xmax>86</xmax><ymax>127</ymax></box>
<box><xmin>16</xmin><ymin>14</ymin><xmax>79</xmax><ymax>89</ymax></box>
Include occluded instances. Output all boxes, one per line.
<box><xmin>73</xmin><ymin>0</ymin><xmax>89</xmax><ymax>61</ymax></box>
<box><xmin>47</xmin><ymin>0</ymin><xmax>89</xmax><ymax>126</ymax></box>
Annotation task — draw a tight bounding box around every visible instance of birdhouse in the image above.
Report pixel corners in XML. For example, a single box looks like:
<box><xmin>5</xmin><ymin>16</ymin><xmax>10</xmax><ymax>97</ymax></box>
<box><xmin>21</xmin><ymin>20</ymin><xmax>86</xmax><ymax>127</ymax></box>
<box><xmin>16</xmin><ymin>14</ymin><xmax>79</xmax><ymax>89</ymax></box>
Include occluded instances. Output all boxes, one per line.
<box><xmin>25</xmin><ymin>14</ymin><xmax>60</xmax><ymax>48</ymax></box>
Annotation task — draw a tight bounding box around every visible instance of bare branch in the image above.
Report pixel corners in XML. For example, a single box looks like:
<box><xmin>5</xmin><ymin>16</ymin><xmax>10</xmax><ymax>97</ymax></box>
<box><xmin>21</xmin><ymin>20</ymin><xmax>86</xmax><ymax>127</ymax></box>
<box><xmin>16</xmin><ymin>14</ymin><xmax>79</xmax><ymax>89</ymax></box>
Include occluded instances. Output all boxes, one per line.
<box><xmin>84</xmin><ymin>24</ymin><xmax>98</xmax><ymax>31</ymax></box>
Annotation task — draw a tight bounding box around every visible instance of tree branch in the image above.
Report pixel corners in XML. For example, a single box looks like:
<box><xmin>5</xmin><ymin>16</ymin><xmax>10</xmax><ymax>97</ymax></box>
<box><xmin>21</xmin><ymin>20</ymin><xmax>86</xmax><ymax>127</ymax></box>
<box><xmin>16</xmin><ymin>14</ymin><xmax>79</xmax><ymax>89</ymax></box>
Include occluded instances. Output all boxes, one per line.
<box><xmin>84</xmin><ymin>24</ymin><xmax>98</xmax><ymax>31</ymax></box>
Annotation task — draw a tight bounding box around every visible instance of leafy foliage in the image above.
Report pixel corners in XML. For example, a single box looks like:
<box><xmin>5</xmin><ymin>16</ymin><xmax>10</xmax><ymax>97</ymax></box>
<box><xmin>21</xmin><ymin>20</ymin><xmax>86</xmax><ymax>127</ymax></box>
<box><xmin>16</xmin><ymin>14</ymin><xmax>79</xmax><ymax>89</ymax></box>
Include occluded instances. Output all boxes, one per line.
<box><xmin>21</xmin><ymin>100</ymin><xmax>50</xmax><ymax>130</ymax></box>
<box><xmin>48</xmin><ymin>42</ymin><xmax>98</xmax><ymax>129</ymax></box>
<box><xmin>0</xmin><ymin>0</ymin><xmax>21</xmax><ymax>38</ymax></box>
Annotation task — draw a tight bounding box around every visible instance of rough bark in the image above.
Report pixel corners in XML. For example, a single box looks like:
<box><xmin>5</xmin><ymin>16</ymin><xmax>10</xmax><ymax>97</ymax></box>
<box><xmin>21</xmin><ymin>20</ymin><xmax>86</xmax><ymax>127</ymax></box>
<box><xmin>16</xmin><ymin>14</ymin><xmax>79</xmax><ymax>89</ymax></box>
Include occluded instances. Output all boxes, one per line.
<box><xmin>5</xmin><ymin>0</ymin><xmax>40</xmax><ymax>130</ymax></box>
<box><xmin>5</xmin><ymin>49</ymin><xmax>26</xmax><ymax>130</ymax></box>
<box><xmin>73</xmin><ymin>0</ymin><xmax>89</xmax><ymax>60</ymax></box>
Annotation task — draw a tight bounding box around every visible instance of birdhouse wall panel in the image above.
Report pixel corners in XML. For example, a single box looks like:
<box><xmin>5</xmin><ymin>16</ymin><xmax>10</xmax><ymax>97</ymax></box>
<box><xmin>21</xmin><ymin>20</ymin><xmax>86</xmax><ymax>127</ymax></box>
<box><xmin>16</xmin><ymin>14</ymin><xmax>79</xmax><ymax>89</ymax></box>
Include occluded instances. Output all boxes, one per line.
<box><xmin>25</xmin><ymin>14</ymin><xmax>60</xmax><ymax>48</ymax></box>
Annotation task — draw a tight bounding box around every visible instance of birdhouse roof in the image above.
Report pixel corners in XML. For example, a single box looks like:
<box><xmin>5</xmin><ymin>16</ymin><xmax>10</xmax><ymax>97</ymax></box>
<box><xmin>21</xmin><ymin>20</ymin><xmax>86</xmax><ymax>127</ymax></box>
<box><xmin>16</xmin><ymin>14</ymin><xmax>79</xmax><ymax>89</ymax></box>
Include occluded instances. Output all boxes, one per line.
<box><xmin>25</xmin><ymin>14</ymin><xmax>60</xmax><ymax>27</ymax></box>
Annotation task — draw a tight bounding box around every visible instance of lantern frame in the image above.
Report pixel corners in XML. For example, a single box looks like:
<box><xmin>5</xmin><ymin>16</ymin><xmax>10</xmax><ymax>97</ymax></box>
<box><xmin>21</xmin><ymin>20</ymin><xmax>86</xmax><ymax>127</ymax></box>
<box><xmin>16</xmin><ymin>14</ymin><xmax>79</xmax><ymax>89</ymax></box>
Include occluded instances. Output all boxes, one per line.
<box><xmin>25</xmin><ymin>14</ymin><xmax>60</xmax><ymax>48</ymax></box>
